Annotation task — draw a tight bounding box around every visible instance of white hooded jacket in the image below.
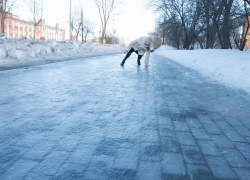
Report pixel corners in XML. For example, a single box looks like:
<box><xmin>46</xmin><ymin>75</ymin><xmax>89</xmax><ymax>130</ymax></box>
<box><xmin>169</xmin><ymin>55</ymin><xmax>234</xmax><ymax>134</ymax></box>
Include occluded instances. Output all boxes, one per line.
<box><xmin>126</xmin><ymin>37</ymin><xmax>152</xmax><ymax>65</ymax></box>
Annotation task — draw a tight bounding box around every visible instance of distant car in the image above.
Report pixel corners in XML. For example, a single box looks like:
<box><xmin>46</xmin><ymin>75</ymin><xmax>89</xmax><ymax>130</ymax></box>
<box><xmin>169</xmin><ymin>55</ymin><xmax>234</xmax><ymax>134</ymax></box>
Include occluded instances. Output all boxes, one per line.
<box><xmin>150</xmin><ymin>48</ymin><xmax>157</xmax><ymax>52</ymax></box>
<box><xmin>40</xmin><ymin>37</ymin><xmax>46</xmax><ymax>41</ymax></box>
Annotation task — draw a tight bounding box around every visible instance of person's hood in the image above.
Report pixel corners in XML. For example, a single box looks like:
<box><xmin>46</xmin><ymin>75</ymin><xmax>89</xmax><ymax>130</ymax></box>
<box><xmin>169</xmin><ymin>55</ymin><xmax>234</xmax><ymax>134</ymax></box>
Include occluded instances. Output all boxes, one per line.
<box><xmin>144</xmin><ymin>37</ymin><xmax>153</xmax><ymax>47</ymax></box>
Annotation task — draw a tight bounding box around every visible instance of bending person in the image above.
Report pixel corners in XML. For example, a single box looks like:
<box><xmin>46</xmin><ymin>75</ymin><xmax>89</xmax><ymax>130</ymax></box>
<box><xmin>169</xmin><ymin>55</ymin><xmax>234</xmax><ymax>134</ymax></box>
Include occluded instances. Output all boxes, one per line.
<box><xmin>120</xmin><ymin>36</ymin><xmax>153</xmax><ymax>66</ymax></box>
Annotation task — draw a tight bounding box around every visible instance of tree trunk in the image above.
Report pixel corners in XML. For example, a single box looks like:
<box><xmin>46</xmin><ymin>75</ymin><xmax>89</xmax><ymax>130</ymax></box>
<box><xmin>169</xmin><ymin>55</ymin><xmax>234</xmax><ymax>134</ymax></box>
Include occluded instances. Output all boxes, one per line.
<box><xmin>0</xmin><ymin>0</ymin><xmax>5</xmax><ymax>34</ymax></box>
<box><xmin>244</xmin><ymin>0</ymin><xmax>250</xmax><ymax>6</ymax></box>
<box><xmin>221</xmin><ymin>0</ymin><xmax>233</xmax><ymax>49</ymax></box>
<box><xmin>101</xmin><ymin>23</ymin><xmax>107</xmax><ymax>43</ymax></box>
<box><xmin>33</xmin><ymin>25</ymin><xmax>36</xmax><ymax>39</ymax></box>
<box><xmin>0</xmin><ymin>13</ymin><xmax>4</xmax><ymax>34</ymax></box>
<box><xmin>202</xmin><ymin>0</ymin><xmax>209</xmax><ymax>48</ymax></box>
<box><xmin>81</xmin><ymin>8</ymin><xmax>84</xmax><ymax>42</ymax></box>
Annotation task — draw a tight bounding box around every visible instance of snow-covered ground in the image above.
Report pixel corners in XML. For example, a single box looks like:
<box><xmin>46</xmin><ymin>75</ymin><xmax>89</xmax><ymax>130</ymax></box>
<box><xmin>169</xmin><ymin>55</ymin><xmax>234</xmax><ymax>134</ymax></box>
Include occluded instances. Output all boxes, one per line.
<box><xmin>155</xmin><ymin>45</ymin><xmax>250</xmax><ymax>94</ymax></box>
<box><xmin>0</xmin><ymin>36</ymin><xmax>124</xmax><ymax>69</ymax></box>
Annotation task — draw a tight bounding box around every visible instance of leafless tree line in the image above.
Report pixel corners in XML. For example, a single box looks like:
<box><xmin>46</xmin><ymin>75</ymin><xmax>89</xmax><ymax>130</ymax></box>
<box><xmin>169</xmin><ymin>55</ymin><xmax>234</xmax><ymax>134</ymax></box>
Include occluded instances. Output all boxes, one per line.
<box><xmin>244</xmin><ymin>0</ymin><xmax>250</xmax><ymax>5</ymax></box>
<box><xmin>149</xmin><ymin>0</ymin><xmax>250</xmax><ymax>50</ymax></box>
<box><xmin>71</xmin><ymin>2</ymin><xmax>95</xmax><ymax>42</ymax></box>
<box><xmin>93</xmin><ymin>0</ymin><xmax>124</xmax><ymax>43</ymax></box>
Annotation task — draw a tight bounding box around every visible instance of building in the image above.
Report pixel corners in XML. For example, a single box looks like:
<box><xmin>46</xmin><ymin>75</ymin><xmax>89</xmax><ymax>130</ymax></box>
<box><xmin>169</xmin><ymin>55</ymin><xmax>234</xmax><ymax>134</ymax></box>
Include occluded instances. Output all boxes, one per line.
<box><xmin>244</xmin><ymin>16</ymin><xmax>250</xmax><ymax>48</ymax></box>
<box><xmin>0</xmin><ymin>12</ymin><xmax>65</xmax><ymax>41</ymax></box>
<box><xmin>232</xmin><ymin>16</ymin><xmax>250</xmax><ymax>49</ymax></box>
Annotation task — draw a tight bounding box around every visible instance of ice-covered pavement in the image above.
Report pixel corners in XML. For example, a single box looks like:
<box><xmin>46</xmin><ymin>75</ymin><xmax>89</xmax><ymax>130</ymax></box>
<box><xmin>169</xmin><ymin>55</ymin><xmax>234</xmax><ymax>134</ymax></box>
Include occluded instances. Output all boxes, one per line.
<box><xmin>0</xmin><ymin>53</ymin><xmax>250</xmax><ymax>179</ymax></box>
<box><xmin>1</xmin><ymin>36</ymin><xmax>249</xmax><ymax>96</ymax></box>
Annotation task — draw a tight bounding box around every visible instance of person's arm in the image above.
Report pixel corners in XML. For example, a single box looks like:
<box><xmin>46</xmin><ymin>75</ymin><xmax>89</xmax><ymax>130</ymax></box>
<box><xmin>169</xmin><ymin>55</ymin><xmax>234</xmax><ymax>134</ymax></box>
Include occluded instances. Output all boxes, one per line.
<box><xmin>144</xmin><ymin>50</ymin><xmax>150</xmax><ymax>66</ymax></box>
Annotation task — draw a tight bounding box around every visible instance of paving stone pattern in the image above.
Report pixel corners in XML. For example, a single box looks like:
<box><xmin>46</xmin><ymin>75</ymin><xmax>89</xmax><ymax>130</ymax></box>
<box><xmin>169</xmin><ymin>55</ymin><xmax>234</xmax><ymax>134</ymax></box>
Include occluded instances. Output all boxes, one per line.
<box><xmin>0</xmin><ymin>53</ymin><xmax>250</xmax><ymax>180</ymax></box>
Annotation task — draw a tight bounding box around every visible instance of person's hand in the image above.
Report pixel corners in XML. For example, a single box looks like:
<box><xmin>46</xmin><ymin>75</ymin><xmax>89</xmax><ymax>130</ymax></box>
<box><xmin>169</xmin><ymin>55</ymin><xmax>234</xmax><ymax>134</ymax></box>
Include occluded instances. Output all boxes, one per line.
<box><xmin>124</xmin><ymin>50</ymin><xmax>128</xmax><ymax>54</ymax></box>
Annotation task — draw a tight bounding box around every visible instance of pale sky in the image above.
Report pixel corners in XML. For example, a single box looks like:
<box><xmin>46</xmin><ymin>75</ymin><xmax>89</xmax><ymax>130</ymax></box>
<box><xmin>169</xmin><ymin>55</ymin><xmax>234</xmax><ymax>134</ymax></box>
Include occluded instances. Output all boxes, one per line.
<box><xmin>16</xmin><ymin>0</ymin><xmax>159</xmax><ymax>42</ymax></box>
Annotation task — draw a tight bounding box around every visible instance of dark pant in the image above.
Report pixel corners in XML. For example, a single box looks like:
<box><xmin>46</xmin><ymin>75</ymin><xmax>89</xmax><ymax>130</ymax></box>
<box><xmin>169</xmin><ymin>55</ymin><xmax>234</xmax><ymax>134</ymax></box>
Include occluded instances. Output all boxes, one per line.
<box><xmin>121</xmin><ymin>48</ymin><xmax>142</xmax><ymax>65</ymax></box>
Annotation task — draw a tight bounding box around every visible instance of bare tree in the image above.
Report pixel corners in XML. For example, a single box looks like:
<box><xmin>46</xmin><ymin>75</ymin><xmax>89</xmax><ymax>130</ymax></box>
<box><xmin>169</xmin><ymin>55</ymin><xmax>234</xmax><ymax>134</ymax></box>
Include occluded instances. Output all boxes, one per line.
<box><xmin>103</xmin><ymin>31</ymin><xmax>119</xmax><ymax>44</ymax></box>
<box><xmin>81</xmin><ymin>4</ymin><xmax>83</xmax><ymax>42</ymax></box>
<box><xmin>181</xmin><ymin>0</ymin><xmax>204</xmax><ymax>49</ymax></box>
<box><xmin>243</xmin><ymin>0</ymin><xmax>250</xmax><ymax>5</ymax></box>
<box><xmin>0</xmin><ymin>0</ymin><xmax>17</xmax><ymax>34</ymax></box>
<box><xmin>149</xmin><ymin>0</ymin><xmax>204</xmax><ymax>50</ymax></box>
<box><xmin>71</xmin><ymin>5</ymin><xmax>82</xmax><ymax>41</ymax></box>
<box><xmin>25</xmin><ymin>0</ymin><xmax>44</xmax><ymax>39</ymax></box>
<box><xmin>220</xmin><ymin>0</ymin><xmax>234</xmax><ymax>49</ymax></box>
<box><xmin>71</xmin><ymin>2</ymin><xmax>95</xmax><ymax>42</ymax></box>
<box><xmin>93</xmin><ymin>0</ymin><xmax>123</xmax><ymax>43</ymax></box>
<box><xmin>162</xmin><ymin>17</ymin><xmax>183</xmax><ymax>49</ymax></box>
<box><xmin>104</xmin><ymin>32</ymin><xmax>112</xmax><ymax>44</ymax></box>
<box><xmin>82</xmin><ymin>19</ymin><xmax>94</xmax><ymax>42</ymax></box>
<box><xmin>150</xmin><ymin>0</ymin><xmax>246</xmax><ymax>50</ymax></box>
<box><xmin>201</xmin><ymin>0</ymin><xmax>222</xmax><ymax>49</ymax></box>
<box><xmin>209</xmin><ymin>0</ymin><xmax>244</xmax><ymax>49</ymax></box>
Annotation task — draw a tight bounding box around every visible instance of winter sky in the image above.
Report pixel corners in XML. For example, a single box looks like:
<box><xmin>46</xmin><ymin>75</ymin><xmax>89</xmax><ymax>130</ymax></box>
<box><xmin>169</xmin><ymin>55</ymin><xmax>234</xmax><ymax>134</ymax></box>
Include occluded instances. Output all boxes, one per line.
<box><xmin>16</xmin><ymin>0</ymin><xmax>158</xmax><ymax>42</ymax></box>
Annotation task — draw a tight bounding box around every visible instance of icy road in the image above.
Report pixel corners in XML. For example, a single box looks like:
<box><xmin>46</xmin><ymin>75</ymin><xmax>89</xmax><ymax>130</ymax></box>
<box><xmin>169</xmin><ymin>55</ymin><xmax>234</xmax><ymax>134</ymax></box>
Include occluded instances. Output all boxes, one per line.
<box><xmin>0</xmin><ymin>53</ymin><xmax>250</xmax><ymax>180</ymax></box>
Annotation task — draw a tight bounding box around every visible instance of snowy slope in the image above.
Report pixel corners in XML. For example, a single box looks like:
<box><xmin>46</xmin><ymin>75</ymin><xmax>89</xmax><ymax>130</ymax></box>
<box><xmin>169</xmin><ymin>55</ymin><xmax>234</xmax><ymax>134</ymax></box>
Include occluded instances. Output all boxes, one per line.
<box><xmin>155</xmin><ymin>45</ymin><xmax>250</xmax><ymax>94</ymax></box>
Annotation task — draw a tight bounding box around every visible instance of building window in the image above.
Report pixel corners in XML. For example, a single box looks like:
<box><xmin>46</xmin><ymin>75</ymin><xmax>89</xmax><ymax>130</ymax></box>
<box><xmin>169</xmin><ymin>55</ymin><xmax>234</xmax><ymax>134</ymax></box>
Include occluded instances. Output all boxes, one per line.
<box><xmin>9</xmin><ymin>29</ymin><xmax>12</xmax><ymax>33</ymax></box>
<box><xmin>15</xmin><ymin>30</ymin><xmax>17</xmax><ymax>34</ymax></box>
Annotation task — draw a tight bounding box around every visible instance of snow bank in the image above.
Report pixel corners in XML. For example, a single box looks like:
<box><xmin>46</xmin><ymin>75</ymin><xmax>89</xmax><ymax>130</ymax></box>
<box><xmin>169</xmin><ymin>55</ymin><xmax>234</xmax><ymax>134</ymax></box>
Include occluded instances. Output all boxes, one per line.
<box><xmin>0</xmin><ymin>36</ymin><xmax>124</xmax><ymax>68</ymax></box>
<box><xmin>155</xmin><ymin>45</ymin><xmax>250</xmax><ymax>94</ymax></box>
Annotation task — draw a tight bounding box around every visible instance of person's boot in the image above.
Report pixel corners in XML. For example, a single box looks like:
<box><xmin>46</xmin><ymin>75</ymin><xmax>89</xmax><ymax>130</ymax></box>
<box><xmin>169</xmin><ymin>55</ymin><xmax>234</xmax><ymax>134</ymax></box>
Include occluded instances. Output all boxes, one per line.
<box><xmin>137</xmin><ymin>59</ymin><xmax>141</xmax><ymax>65</ymax></box>
<box><xmin>120</xmin><ymin>59</ymin><xmax>126</xmax><ymax>66</ymax></box>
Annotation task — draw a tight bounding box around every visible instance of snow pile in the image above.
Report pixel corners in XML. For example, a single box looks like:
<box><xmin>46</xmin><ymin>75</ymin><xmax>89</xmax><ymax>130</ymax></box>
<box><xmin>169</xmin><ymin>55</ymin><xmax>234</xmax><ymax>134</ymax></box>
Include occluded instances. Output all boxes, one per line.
<box><xmin>155</xmin><ymin>45</ymin><xmax>250</xmax><ymax>94</ymax></box>
<box><xmin>0</xmin><ymin>36</ymin><xmax>124</xmax><ymax>68</ymax></box>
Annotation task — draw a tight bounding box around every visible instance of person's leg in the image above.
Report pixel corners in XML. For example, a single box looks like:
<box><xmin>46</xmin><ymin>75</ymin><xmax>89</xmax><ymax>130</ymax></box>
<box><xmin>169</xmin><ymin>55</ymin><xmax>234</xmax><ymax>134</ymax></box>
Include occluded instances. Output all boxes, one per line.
<box><xmin>120</xmin><ymin>48</ymin><xmax>135</xmax><ymax>66</ymax></box>
<box><xmin>134</xmin><ymin>50</ymin><xmax>142</xmax><ymax>65</ymax></box>
<box><xmin>137</xmin><ymin>55</ymin><xmax>142</xmax><ymax>65</ymax></box>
